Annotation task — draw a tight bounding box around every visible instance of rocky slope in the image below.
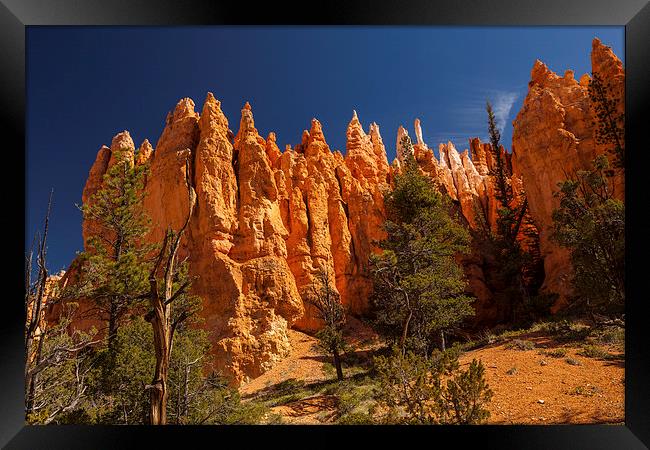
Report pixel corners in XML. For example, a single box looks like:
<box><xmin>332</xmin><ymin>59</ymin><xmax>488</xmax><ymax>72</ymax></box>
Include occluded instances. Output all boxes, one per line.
<box><xmin>59</xmin><ymin>38</ymin><xmax>623</xmax><ymax>385</ymax></box>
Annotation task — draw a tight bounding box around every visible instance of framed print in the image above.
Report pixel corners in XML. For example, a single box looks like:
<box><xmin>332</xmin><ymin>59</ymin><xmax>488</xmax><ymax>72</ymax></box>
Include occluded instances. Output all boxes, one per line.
<box><xmin>4</xmin><ymin>0</ymin><xmax>650</xmax><ymax>448</ymax></box>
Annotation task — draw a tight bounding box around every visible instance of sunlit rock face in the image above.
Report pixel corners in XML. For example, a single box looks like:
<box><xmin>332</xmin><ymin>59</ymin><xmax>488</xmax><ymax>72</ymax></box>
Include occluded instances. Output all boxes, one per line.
<box><xmin>511</xmin><ymin>38</ymin><xmax>625</xmax><ymax>311</ymax></box>
<box><xmin>66</xmin><ymin>38</ymin><xmax>622</xmax><ymax>383</ymax></box>
<box><xmin>63</xmin><ymin>120</ymin><xmax>532</xmax><ymax>383</ymax></box>
<box><xmin>73</xmin><ymin>97</ymin><xmax>393</xmax><ymax>384</ymax></box>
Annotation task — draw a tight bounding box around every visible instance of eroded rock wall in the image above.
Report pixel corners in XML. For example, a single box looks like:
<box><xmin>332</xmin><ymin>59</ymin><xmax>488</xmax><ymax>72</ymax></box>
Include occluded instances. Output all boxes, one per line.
<box><xmin>67</xmin><ymin>37</ymin><xmax>623</xmax><ymax>383</ymax></box>
<box><xmin>73</xmin><ymin>102</ymin><xmax>531</xmax><ymax>383</ymax></box>
<box><xmin>511</xmin><ymin>38</ymin><xmax>625</xmax><ymax>310</ymax></box>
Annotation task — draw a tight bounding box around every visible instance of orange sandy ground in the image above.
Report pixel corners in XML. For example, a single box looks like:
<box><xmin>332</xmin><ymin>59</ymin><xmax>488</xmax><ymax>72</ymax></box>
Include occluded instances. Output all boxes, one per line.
<box><xmin>458</xmin><ymin>334</ymin><xmax>624</xmax><ymax>424</ymax></box>
<box><xmin>239</xmin><ymin>320</ymin><xmax>624</xmax><ymax>425</ymax></box>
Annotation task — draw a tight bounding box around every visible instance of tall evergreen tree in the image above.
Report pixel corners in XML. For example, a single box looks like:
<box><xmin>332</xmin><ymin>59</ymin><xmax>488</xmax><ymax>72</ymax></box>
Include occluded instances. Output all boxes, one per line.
<box><xmin>486</xmin><ymin>101</ymin><xmax>528</xmax><ymax>242</ymax></box>
<box><xmin>74</xmin><ymin>149</ymin><xmax>153</xmax><ymax>357</ymax></box>
<box><xmin>476</xmin><ymin>102</ymin><xmax>541</xmax><ymax>324</ymax></box>
<box><xmin>486</xmin><ymin>103</ymin><xmax>513</xmax><ymax>213</ymax></box>
<box><xmin>370</xmin><ymin>136</ymin><xmax>474</xmax><ymax>356</ymax></box>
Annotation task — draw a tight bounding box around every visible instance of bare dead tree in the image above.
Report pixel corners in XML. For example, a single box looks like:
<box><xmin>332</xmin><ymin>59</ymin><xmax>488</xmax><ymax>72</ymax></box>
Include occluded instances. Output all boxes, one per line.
<box><xmin>27</xmin><ymin>304</ymin><xmax>100</xmax><ymax>424</ymax></box>
<box><xmin>172</xmin><ymin>355</ymin><xmax>203</xmax><ymax>424</ymax></box>
<box><xmin>25</xmin><ymin>190</ymin><xmax>54</xmax><ymax>417</ymax></box>
<box><xmin>25</xmin><ymin>191</ymin><xmax>100</xmax><ymax>421</ymax></box>
<box><xmin>306</xmin><ymin>264</ymin><xmax>347</xmax><ymax>381</ymax></box>
<box><xmin>145</xmin><ymin>158</ymin><xmax>196</xmax><ymax>425</ymax></box>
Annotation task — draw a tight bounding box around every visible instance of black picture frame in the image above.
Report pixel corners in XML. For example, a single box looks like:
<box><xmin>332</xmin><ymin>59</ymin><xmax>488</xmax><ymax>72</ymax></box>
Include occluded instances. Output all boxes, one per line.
<box><xmin>4</xmin><ymin>1</ymin><xmax>649</xmax><ymax>448</ymax></box>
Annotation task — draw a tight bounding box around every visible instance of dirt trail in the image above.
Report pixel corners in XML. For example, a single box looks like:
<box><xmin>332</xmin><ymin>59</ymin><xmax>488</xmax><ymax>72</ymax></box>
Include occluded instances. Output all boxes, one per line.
<box><xmin>240</xmin><ymin>330</ymin><xmax>326</xmax><ymax>398</ymax></box>
<box><xmin>240</xmin><ymin>316</ymin><xmax>380</xmax><ymax>398</ymax></box>
<box><xmin>239</xmin><ymin>325</ymin><xmax>624</xmax><ymax>425</ymax></box>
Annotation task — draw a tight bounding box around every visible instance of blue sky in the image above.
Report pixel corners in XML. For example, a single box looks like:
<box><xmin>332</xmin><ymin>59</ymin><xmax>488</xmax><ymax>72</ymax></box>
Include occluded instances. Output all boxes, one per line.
<box><xmin>26</xmin><ymin>26</ymin><xmax>624</xmax><ymax>272</ymax></box>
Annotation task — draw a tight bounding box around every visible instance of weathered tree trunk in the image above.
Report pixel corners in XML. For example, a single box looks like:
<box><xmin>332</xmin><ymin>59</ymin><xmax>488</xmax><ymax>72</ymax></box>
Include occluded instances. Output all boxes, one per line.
<box><xmin>148</xmin><ymin>294</ymin><xmax>170</xmax><ymax>425</ymax></box>
<box><xmin>439</xmin><ymin>330</ymin><xmax>446</xmax><ymax>352</ymax></box>
<box><xmin>333</xmin><ymin>348</ymin><xmax>343</xmax><ymax>381</ymax></box>
<box><xmin>25</xmin><ymin>191</ymin><xmax>52</xmax><ymax>418</ymax></box>
<box><xmin>147</xmin><ymin>230</ymin><xmax>176</xmax><ymax>425</ymax></box>
<box><xmin>25</xmin><ymin>333</ymin><xmax>45</xmax><ymax>417</ymax></box>
<box><xmin>146</xmin><ymin>160</ymin><xmax>195</xmax><ymax>425</ymax></box>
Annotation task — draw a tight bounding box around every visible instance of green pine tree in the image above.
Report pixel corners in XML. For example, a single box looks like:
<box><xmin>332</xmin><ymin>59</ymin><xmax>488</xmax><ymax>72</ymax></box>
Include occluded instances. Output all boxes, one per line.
<box><xmin>74</xmin><ymin>148</ymin><xmax>153</xmax><ymax>357</ymax></box>
<box><xmin>476</xmin><ymin>102</ymin><xmax>540</xmax><ymax>325</ymax></box>
<box><xmin>551</xmin><ymin>155</ymin><xmax>625</xmax><ymax>316</ymax></box>
<box><xmin>370</xmin><ymin>136</ymin><xmax>474</xmax><ymax>356</ymax></box>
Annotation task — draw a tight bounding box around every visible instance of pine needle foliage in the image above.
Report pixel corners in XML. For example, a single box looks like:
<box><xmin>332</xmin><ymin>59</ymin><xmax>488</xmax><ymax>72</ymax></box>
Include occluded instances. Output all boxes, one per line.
<box><xmin>551</xmin><ymin>155</ymin><xmax>624</xmax><ymax>315</ymax></box>
<box><xmin>371</xmin><ymin>137</ymin><xmax>474</xmax><ymax>355</ymax></box>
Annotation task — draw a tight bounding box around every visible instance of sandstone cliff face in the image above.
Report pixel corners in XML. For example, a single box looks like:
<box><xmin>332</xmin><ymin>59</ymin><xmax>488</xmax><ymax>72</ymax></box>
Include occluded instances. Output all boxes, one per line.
<box><xmin>76</xmin><ymin>96</ymin><xmax>392</xmax><ymax>384</ymax></box>
<box><xmin>511</xmin><ymin>38</ymin><xmax>624</xmax><ymax>310</ymax></box>
<box><xmin>591</xmin><ymin>38</ymin><xmax>625</xmax><ymax>198</ymax></box>
<box><xmin>267</xmin><ymin>111</ymin><xmax>390</xmax><ymax>331</ymax></box>
<box><xmin>75</xmin><ymin>105</ymin><xmax>524</xmax><ymax>382</ymax></box>
<box><xmin>69</xmin><ymin>38</ymin><xmax>622</xmax><ymax>384</ymax></box>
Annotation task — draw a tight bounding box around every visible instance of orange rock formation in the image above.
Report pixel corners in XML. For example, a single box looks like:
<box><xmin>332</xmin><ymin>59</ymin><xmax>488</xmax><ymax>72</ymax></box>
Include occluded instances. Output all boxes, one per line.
<box><xmin>64</xmin><ymin>38</ymin><xmax>622</xmax><ymax>384</ymax></box>
<box><xmin>511</xmin><ymin>38</ymin><xmax>625</xmax><ymax>310</ymax></box>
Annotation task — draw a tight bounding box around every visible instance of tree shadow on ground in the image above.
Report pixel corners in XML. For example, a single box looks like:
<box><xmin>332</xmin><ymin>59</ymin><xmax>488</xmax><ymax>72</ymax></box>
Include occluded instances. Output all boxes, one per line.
<box><xmin>299</xmin><ymin>346</ymin><xmax>388</xmax><ymax>368</ymax></box>
<box><xmin>597</xmin><ymin>355</ymin><xmax>625</xmax><ymax>369</ymax></box>
<box><xmin>241</xmin><ymin>365</ymin><xmax>374</xmax><ymax>403</ymax></box>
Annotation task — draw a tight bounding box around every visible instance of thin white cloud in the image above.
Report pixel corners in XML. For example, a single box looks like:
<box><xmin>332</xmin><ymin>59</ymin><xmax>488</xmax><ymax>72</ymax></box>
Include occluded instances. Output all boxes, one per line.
<box><xmin>491</xmin><ymin>91</ymin><xmax>519</xmax><ymax>134</ymax></box>
<box><xmin>399</xmin><ymin>86</ymin><xmax>523</xmax><ymax>159</ymax></box>
<box><xmin>430</xmin><ymin>87</ymin><xmax>522</xmax><ymax>147</ymax></box>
